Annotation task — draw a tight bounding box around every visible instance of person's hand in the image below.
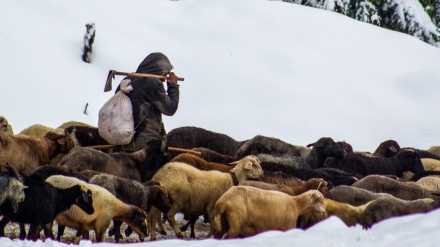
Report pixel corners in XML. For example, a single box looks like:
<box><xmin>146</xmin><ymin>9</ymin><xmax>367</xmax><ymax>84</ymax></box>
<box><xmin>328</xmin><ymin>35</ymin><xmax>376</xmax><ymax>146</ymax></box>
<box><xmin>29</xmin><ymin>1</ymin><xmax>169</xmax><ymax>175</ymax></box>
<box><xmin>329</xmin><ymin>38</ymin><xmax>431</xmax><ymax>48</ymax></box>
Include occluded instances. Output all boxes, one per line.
<box><xmin>167</xmin><ymin>72</ymin><xmax>179</xmax><ymax>84</ymax></box>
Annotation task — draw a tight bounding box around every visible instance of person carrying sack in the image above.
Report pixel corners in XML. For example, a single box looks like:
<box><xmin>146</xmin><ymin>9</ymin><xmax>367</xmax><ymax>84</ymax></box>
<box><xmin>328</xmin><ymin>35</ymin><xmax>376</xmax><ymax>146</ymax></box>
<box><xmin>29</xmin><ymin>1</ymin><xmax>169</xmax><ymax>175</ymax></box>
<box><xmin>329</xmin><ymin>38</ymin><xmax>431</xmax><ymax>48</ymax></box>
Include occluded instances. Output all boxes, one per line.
<box><xmin>115</xmin><ymin>52</ymin><xmax>181</xmax><ymax>181</ymax></box>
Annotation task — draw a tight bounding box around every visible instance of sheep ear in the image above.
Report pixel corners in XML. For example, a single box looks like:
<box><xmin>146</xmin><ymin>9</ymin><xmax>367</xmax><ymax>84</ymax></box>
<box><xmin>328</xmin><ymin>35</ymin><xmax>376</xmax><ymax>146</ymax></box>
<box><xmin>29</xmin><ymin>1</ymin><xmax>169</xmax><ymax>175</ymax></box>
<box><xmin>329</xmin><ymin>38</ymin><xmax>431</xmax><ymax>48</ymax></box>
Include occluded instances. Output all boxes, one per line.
<box><xmin>57</xmin><ymin>138</ymin><xmax>66</xmax><ymax>145</ymax></box>
<box><xmin>228</xmin><ymin>160</ymin><xmax>240</xmax><ymax>165</ymax></box>
<box><xmin>389</xmin><ymin>146</ymin><xmax>398</xmax><ymax>152</ymax></box>
<box><xmin>306</xmin><ymin>142</ymin><xmax>315</xmax><ymax>148</ymax></box>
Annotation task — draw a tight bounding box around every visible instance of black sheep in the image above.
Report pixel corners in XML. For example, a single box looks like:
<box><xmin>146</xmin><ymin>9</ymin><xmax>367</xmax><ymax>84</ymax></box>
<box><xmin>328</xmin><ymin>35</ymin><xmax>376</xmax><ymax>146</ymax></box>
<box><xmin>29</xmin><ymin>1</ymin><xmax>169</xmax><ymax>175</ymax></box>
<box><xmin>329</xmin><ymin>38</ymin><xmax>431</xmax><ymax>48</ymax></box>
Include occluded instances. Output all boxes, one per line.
<box><xmin>166</xmin><ymin>126</ymin><xmax>246</xmax><ymax>157</ymax></box>
<box><xmin>325</xmin><ymin>149</ymin><xmax>425</xmax><ymax>177</ymax></box>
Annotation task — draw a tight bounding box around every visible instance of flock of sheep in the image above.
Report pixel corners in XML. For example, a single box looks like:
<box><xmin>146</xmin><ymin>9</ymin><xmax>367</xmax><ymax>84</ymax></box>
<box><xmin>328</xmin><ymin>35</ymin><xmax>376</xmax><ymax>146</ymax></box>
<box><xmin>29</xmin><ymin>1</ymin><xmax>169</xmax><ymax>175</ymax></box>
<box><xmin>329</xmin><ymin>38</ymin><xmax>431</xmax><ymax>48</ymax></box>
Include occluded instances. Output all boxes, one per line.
<box><xmin>1</xmin><ymin>116</ymin><xmax>440</xmax><ymax>243</ymax></box>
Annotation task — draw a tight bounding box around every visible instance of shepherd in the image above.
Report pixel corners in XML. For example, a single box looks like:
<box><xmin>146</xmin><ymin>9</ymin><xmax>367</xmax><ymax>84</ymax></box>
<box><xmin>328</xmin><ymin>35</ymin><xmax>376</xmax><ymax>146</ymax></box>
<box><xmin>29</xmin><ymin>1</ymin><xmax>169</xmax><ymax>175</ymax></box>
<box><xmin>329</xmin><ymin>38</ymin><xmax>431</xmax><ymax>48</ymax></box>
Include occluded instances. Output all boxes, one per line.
<box><xmin>115</xmin><ymin>52</ymin><xmax>182</xmax><ymax>181</ymax></box>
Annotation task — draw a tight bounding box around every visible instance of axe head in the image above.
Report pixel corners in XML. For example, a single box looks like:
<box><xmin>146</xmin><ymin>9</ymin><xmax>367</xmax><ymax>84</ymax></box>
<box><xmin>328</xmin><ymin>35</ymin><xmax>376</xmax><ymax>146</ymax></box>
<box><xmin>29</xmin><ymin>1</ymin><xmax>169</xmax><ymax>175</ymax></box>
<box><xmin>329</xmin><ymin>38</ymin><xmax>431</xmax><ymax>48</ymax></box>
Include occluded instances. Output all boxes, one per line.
<box><xmin>104</xmin><ymin>70</ymin><xmax>116</xmax><ymax>92</ymax></box>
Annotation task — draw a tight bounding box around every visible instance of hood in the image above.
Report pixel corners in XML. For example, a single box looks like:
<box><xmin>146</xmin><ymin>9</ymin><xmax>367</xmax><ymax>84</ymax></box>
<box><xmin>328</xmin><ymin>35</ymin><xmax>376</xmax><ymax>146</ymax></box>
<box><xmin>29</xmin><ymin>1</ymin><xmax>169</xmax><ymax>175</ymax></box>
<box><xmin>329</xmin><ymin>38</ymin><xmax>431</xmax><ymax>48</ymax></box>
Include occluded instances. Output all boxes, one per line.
<box><xmin>135</xmin><ymin>52</ymin><xmax>173</xmax><ymax>76</ymax></box>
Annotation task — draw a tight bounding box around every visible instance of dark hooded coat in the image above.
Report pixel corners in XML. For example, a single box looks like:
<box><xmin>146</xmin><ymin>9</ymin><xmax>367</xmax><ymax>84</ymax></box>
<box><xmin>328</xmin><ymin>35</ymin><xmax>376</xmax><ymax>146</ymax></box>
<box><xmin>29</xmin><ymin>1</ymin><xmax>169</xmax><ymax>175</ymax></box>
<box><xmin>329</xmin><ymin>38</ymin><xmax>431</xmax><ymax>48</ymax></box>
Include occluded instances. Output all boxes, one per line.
<box><xmin>116</xmin><ymin>53</ymin><xmax>179</xmax><ymax>152</ymax></box>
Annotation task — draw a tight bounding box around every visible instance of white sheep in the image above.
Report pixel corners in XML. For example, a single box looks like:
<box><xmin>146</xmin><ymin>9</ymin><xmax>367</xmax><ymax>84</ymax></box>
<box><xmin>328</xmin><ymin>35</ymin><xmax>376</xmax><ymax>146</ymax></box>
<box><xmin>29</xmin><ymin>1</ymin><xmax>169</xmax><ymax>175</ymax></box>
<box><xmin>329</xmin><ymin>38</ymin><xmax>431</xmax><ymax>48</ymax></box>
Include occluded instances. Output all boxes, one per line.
<box><xmin>147</xmin><ymin>155</ymin><xmax>264</xmax><ymax>240</ymax></box>
<box><xmin>45</xmin><ymin>175</ymin><xmax>148</xmax><ymax>243</ymax></box>
<box><xmin>212</xmin><ymin>187</ymin><xmax>326</xmax><ymax>239</ymax></box>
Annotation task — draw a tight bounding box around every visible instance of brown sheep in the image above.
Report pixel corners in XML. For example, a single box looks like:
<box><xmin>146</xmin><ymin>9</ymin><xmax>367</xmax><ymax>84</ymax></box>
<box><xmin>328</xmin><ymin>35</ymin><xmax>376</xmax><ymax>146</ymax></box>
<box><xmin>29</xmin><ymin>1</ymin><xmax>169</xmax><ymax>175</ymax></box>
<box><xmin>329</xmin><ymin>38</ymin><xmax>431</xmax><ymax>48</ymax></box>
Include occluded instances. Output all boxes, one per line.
<box><xmin>19</xmin><ymin>124</ymin><xmax>76</xmax><ymax>165</ymax></box>
<box><xmin>240</xmin><ymin>178</ymin><xmax>332</xmax><ymax>199</ymax></box>
<box><xmin>0</xmin><ymin>130</ymin><xmax>75</xmax><ymax>175</ymax></box>
<box><xmin>359</xmin><ymin>196</ymin><xmax>440</xmax><ymax>229</ymax></box>
<box><xmin>171</xmin><ymin>153</ymin><xmax>235</xmax><ymax>172</ymax></box>
<box><xmin>298</xmin><ymin>198</ymin><xmax>372</xmax><ymax>229</ymax></box>
<box><xmin>0</xmin><ymin>116</ymin><xmax>14</xmax><ymax>134</ymax></box>
<box><xmin>147</xmin><ymin>155</ymin><xmax>264</xmax><ymax>240</ymax></box>
<box><xmin>258</xmin><ymin>170</ymin><xmax>304</xmax><ymax>187</ymax></box>
<box><xmin>46</xmin><ymin>175</ymin><xmax>149</xmax><ymax>243</ymax></box>
<box><xmin>212</xmin><ymin>187</ymin><xmax>326</xmax><ymax>239</ymax></box>
<box><xmin>352</xmin><ymin>175</ymin><xmax>440</xmax><ymax>201</ymax></box>
<box><xmin>190</xmin><ymin>147</ymin><xmax>237</xmax><ymax>163</ymax></box>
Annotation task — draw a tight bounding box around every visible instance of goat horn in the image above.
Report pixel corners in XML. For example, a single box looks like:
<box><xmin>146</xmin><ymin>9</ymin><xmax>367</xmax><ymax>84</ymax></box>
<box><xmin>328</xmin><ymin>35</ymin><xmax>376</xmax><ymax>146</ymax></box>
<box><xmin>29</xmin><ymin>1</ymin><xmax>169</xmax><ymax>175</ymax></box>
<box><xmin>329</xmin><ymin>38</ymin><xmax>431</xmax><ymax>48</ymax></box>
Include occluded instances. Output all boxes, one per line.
<box><xmin>316</xmin><ymin>181</ymin><xmax>323</xmax><ymax>191</ymax></box>
<box><xmin>3</xmin><ymin>163</ymin><xmax>20</xmax><ymax>178</ymax></box>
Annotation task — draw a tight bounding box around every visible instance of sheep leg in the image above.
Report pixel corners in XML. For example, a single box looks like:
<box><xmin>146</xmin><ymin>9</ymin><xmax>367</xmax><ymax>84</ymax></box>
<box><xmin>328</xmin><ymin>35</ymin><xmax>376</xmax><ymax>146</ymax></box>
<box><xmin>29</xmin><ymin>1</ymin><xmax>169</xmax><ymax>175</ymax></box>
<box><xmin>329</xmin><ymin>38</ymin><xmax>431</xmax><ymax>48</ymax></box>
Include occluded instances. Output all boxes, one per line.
<box><xmin>166</xmin><ymin>208</ymin><xmax>183</xmax><ymax>238</ymax></box>
<box><xmin>147</xmin><ymin>207</ymin><xmax>162</xmax><ymax>240</ymax></box>
<box><xmin>43</xmin><ymin>222</ymin><xmax>54</xmax><ymax>239</ymax></box>
<box><xmin>157</xmin><ymin>216</ymin><xmax>167</xmax><ymax>235</ymax></box>
<box><xmin>26</xmin><ymin>224</ymin><xmax>40</xmax><ymax>241</ymax></box>
<box><xmin>19</xmin><ymin>223</ymin><xmax>27</xmax><ymax>239</ymax></box>
<box><xmin>113</xmin><ymin>220</ymin><xmax>123</xmax><ymax>243</ymax></box>
<box><xmin>124</xmin><ymin>226</ymin><xmax>133</xmax><ymax>237</ymax></box>
<box><xmin>180</xmin><ymin>220</ymin><xmax>190</xmax><ymax>232</ymax></box>
<box><xmin>57</xmin><ymin>225</ymin><xmax>66</xmax><ymax>241</ymax></box>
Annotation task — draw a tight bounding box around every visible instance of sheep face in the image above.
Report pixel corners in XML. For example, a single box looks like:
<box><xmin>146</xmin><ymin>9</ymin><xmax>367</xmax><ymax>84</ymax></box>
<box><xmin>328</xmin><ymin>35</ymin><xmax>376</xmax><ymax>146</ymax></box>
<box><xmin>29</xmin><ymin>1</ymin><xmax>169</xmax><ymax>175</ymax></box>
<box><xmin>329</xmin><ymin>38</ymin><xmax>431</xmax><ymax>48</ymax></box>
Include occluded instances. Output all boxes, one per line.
<box><xmin>309</xmin><ymin>137</ymin><xmax>346</xmax><ymax>158</ymax></box>
<box><xmin>398</xmin><ymin>149</ymin><xmax>424</xmax><ymax>173</ymax></box>
<box><xmin>148</xmin><ymin>185</ymin><xmax>172</xmax><ymax>213</ymax></box>
<box><xmin>126</xmin><ymin>208</ymin><xmax>148</xmax><ymax>239</ymax></box>
<box><xmin>304</xmin><ymin>190</ymin><xmax>327</xmax><ymax>218</ymax></box>
<box><xmin>74</xmin><ymin>188</ymin><xmax>94</xmax><ymax>215</ymax></box>
<box><xmin>231</xmin><ymin>155</ymin><xmax>264</xmax><ymax>179</ymax></box>
<box><xmin>44</xmin><ymin>129</ymin><xmax>75</xmax><ymax>154</ymax></box>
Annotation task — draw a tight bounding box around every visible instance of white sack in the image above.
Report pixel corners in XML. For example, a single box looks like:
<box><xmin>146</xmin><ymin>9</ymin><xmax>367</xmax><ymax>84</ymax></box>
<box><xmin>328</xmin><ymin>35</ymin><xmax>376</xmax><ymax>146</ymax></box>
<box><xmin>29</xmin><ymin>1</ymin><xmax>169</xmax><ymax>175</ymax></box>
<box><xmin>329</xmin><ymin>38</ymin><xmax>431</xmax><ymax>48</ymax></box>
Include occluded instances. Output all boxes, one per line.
<box><xmin>98</xmin><ymin>79</ymin><xmax>134</xmax><ymax>145</ymax></box>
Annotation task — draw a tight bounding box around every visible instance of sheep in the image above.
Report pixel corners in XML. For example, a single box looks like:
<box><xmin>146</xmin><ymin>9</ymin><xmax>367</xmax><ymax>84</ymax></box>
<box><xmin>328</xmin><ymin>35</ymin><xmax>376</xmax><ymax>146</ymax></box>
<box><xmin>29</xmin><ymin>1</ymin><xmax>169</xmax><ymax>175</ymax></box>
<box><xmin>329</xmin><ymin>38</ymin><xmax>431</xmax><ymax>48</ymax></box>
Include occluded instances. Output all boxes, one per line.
<box><xmin>256</xmin><ymin>137</ymin><xmax>346</xmax><ymax>170</ymax></box>
<box><xmin>373</xmin><ymin>139</ymin><xmax>440</xmax><ymax>160</ymax></box>
<box><xmin>147</xmin><ymin>155</ymin><xmax>264</xmax><ymax>240</ymax></box>
<box><xmin>421</xmin><ymin>158</ymin><xmax>440</xmax><ymax>171</ymax></box>
<box><xmin>58</xmin><ymin>121</ymin><xmax>110</xmax><ymax>147</ymax></box>
<box><xmin>325</xmin><ymin>149</ymin><xmax>425</xmax><ymax>178</ymax></box>
<box><xmin>0</xmin><ymin>173</ymin><xmax>94</xmax><ymax>240</ymax></box>
<box><xmin>329</xmin><ymin>185</ymin><xmax>394</xmax><ymax>206</ymax></box>
<box><xmin>19</xmin><ymin>124</ymin><xmax>78</xmax><ymax>165</ymax></box>
<box><xmin>190</xmin><ymin>147</ymin><xmax>237</xmax><ymax>163</ymax></box>
<box><xmin>235</xmin><ymin>135</ymin><xmax>311</xmax><ymax>159</ymax></box>
<box><xmin>29</xmin><ymin>165</ymin><xmax>90</xmax><ymax>182</ymax></box>
<box><xmin>427</xmin><ymin>146</ymin><xmax>440</xmax><ymax>157</ymax></box>
<box><xmin>259</xmin><ymin>158</ymin><xmax>362</xmax><ymax>186</ymax></box>
<box><xmin>297</xmin><ymin>198</ymin><xmax>372</xmax><ymax>229</ymax></box>
<box><xmin>166</xmin><ymin>126</ymin><xmax>246</xmax><ymax>157</ymax></box>
<box><xmin>0</xmin><ymin>163</ymin><xmax>27</xmax><ymax>212</ymax></box>
<box><xmin>46</xmin><ymin>175</ymin><xmax>149</xmax><ymax>243</ymax></box>
<box><xmin>352</xmin><ymin>175</ymin><xmax>440</xmax><ymax>201</ymax></box>
<box><xmin>88</xmin><ymin>173</ymin><xmax>172</xmax><ymax>242</ymax></box>
<box><xmin>0</xmin><ymin>129</ymin><xmax>75</xmax><ymax>176</ymax></box>
<box><xmin>0</xmin><ymin>116</ymin><xmax>14</xmax><ymax>134</ymax></box>
<box><xmin>239</xmin><ymin>178</ymin><xmax>333</xmax><ymax>198</ymax></box>
<box><xmin>359</xmin><ymin>196</ymin><xmax>440</xmax><ymax>229</ymax></box>
<box><xmin>57</xmin><ymin>145</ymin><xmax>160</xmax><ymax>182</ymax></box>
<box><xmin>416</xmin><ymin>176</ymin><xmax>440</xmax><ymax>193</ymax></box>
<box><xmin>211</xmin><ymin>187</ymin><xmax>326</xmax><ymax>239</ymax></box>
<box><xmin>171</xmin><ymin>153</ymin><xmax>234</xmax><ymax>172</ymax></box>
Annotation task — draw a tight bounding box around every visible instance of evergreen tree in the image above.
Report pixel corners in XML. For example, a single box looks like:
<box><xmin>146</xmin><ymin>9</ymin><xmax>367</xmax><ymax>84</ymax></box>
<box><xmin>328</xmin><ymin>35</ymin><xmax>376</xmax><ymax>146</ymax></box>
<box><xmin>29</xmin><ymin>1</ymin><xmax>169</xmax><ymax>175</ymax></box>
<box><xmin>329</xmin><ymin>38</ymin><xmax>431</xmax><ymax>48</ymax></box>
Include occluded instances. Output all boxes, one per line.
<box><xmin>374</xmin><ymin>0</ymin><xmax>439</xmax><ymax>47</ymax></box>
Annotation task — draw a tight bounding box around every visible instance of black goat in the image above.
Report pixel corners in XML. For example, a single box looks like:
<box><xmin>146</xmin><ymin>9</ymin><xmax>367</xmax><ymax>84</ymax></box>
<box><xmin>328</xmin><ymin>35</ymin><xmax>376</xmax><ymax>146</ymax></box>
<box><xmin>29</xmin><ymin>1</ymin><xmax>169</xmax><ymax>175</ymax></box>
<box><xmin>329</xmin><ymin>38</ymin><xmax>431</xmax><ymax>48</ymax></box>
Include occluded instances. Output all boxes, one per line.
<box><xmin>0</xmin><ymin>171</ymin><xmax>94</xmax><ymax>240</ymax></box>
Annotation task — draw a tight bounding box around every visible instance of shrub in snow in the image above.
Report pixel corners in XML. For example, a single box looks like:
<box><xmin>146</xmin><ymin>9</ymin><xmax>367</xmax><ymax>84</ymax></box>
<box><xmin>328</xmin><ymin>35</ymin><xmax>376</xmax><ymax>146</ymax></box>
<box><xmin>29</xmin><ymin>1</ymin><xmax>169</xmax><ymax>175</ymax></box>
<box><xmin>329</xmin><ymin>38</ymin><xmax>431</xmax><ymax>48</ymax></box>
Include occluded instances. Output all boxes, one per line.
<box><xmin>82</xmin><ymin>22</ymin><xmax>95</xmax><ymax>63</ymax></box>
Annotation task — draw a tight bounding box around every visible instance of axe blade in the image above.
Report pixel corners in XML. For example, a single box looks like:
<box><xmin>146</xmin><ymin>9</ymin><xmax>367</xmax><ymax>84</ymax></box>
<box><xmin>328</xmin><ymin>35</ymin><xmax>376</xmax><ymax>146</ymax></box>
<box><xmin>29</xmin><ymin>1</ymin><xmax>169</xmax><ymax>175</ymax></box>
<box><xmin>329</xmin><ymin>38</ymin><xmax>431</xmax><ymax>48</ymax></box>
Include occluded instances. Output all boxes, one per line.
<box><xmin>104</xmin><ymin>70</ymin><xmax>116</xmax><ymax>92</ymax></box>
